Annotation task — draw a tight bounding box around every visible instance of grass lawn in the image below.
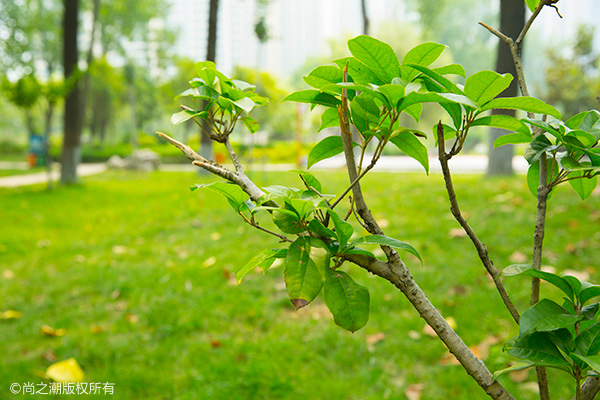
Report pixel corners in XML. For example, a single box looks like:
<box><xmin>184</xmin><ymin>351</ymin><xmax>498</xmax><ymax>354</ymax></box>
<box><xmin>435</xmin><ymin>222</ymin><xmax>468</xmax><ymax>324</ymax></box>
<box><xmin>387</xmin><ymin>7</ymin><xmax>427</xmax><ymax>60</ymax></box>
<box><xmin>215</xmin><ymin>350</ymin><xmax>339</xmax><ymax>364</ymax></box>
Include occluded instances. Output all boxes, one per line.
<box><xmin>1</xmin><ymin>170</ymin><xmax>598</xmax><ymax>399</ymax></box>
<box><xmin>0</xmin><ymin>167</ymin><xmax>46</xmax><ymax>177</ymax></box>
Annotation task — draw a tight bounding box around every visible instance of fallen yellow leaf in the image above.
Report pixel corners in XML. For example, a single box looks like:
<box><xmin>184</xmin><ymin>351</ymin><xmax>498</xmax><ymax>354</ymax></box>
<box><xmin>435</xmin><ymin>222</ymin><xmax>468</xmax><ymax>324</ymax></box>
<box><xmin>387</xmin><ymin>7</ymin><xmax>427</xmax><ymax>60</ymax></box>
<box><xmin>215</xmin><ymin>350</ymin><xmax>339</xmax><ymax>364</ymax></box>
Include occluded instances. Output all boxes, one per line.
<box><xmin>41</xmin><ymin>325</ymin><xmax>66</xmax><ymax>337</ymax></box>
<box><xmin>46</xmin><ymin>358</ymin><xmax>85</xmax><ymax>382</ymax></box>
<box><xmin>1</xmin><ymin>310</ymin><xmax>22</xmax><ymax>319</ymax></box>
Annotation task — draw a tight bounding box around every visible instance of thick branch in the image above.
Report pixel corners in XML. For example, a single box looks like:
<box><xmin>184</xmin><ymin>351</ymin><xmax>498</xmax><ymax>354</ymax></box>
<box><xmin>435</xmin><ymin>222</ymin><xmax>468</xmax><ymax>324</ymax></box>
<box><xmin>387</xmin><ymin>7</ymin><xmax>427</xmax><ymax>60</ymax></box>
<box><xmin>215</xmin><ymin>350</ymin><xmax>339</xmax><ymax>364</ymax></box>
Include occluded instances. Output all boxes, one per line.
<box><xmin>157</xmin><ymin>131</ymin><xmax>266</xmax><ymax>202</ymax></box>
<box><xmin>437</xmin><ymin>123</ymin><xmax>520</xmax><ymax>324</ymax></box>
<box><xmin>345</xmin><ymin>254</ymin><xmax>516</xmax><ymax>400</ymax></box>
<box><xmin>578</xmin><ymin>377</ymin><xmax>600</xmax><ymax>400</ymax></box>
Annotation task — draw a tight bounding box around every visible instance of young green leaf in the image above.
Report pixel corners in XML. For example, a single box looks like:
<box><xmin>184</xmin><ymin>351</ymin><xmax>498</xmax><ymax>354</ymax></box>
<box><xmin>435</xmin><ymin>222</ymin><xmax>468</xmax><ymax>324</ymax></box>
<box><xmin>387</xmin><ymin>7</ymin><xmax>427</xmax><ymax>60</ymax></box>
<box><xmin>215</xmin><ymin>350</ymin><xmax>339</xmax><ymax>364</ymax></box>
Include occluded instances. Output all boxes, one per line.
<box><xmin>237</xmin><ymin>248</ymin><xmax>283</xmax><ymax>283</ymax></box>
<box><xmin>480</xmin><ymin>97</ymin><xmax>561</xmax><ymax>120</ymax></box>
<box><xmin>349</xmin><ymin>235</ymin><xmax>422</xmax><ymax>263</ymax></box>
<box><xmin>350</xmin><ymin>94</ymin><xmax>380</xmax><ymax>135</ymax></box>
<box><xmin>575</xmin><ymin>321</ymin><xmax>600</xmax><ymax>356</ymax></box>
<box><xmin>319</xmin><ymin>108</ymin><xmax>340</xmax><ymax>132</ymax></box>
<box><xmin>401</xmin><ymin>42</ymin><xmax>446</xmax><ymax>82</ymax></box>
<box><xmin>494</xmin><ymin>132</ymin><xmax>533</xmax><ymax>147</ymax></box>
<box><xmin>348</xmin><ymin>35</ymin><xmax>400</xmax><ymax>84</ymax></box>
<box><xmin>389</xmin><ymin>130</ymin><xmax>429</xmax><ymax>174</ymax></box>
<box><xmin>492</xmin><ymin>361</ymin><xmax>535</xmax><ymax>381</ymax></box>
<box><xmin>572</xmin><ymin>354</ymin><xmax>600</xmax><ymax>374</ymax></box>
<box><xmin>526</xmin><ymin>158</ymin><xmax>558</xmax><ymax>197</ymax></box>
<box><xmin>402</xmin><ymin>63</ymin><xmax>463</xmax><ymax>95</ymax></box>
<box><xmin>581</xmin><ymin>285</ymin><xmax>600</xmax><ymax>305</ymax></box>
<box><xmin>288</xmin><ymin>170</ymin><xmax>323</xmax><ymax>193</ymax></box>
<box><xmin>307</xmin><ymin>136</ymin><xmax>356</xmax><ymax>169</ymax></box>
<box><xmin>523</xmin><ymin>135</ymin><xmax>556</xmax><ymax>164</ymax></box>
<box><xmin>303</xmin><ymin>65</ymin><xmax>344</xmax><ymax>89</ymax></box>
<box><xmin>308</xmin><ymin>219</ymin><xmax>336</xmax><ymax>239</ymax></box>
<box><xmin>191</xmin><ymin>182</ymin><xmax>247</xmax><ymax>212</ymax></box>
<box><xmin>324</xmin><ymin>270</ymin><xmax>370</xmax><ymax>332</ymax></box>
<box><xmin>283</xmin><ymin>90</ymin><xmax>341</xmax><ymax>108</ymax></box>
<box><xmin>525</xmin><ymin>0</ymin><xmax>542</xmax><ymax>12</ymax></box>
<box><xmin>505</xmin><ymin>332</ymin><xmax>572</xmax><ymax>371</ymax></box>
<box><xmin>285</xmin><ymin>237</ymin><xmax>325</xmax><ymax>309</ymax></box>
<box><xmin>519</xmin><ymin>299</ymin><xmax>582</xmax><ymax>337</ymax></box>
<box><xmin>472</xmin><ymin>115</ymin><xmax>530</xmax><ymax>135</ymax></box>
<box><xmin>241</xmin><ymin>116</ymin><xmax>259</xmax><ymax>133</ymax></box>
<box><xmin>327</xmin><ymin>209</ymin><xmax>354</xmax><ymax>251</ymax></box>
<box><xmin>502</xmin><ymin>264</ymin><xmax>574</xmax><ymax>300</ymax></box>
<box><xmin>464</xmin><ymin>71</ymin><xmax>513</xmax><ymax>105</ymax></box>
<box><xmin>432</xmin><ymin>63</ymin><xmax>466</xmax><ymax>78</ymax></box>
<box><xmin>333</xmin><ymin>57</ymin><xmax>384</xmax><ymax>86</ymax></box>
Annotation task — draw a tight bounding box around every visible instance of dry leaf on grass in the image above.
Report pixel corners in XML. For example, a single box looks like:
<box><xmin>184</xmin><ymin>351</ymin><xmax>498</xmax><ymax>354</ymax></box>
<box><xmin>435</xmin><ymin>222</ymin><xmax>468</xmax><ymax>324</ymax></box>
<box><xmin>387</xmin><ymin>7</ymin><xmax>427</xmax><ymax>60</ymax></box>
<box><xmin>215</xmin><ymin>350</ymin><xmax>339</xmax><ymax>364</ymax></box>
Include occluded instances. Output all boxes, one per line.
<box><xmin>405</xmin><ymin>383</ymin><xmax>424</xmax><ymax>400</ymax></box>
<box><xmin>3</xmin><ymin>270</ymin><xmax>14</xmax><ymax>279</ymax></box>
<box><xmin>449</xmin><ymin>228</ymin><xmax>467</xmax><ymax>238</ymax></box>
<box><xmin>366</xmin><ymin>332</ymin><xmax>385</xmax><ymax>351</ymax></box>
<box><xmin>203</xmin><ymin>256</ymin><xmax>217</xmax><ymax>268</ymax></box>
<box><xmin>509</xmin><ymin>251</ymin><xmax>528</xmax><ymax>263</ymax></box>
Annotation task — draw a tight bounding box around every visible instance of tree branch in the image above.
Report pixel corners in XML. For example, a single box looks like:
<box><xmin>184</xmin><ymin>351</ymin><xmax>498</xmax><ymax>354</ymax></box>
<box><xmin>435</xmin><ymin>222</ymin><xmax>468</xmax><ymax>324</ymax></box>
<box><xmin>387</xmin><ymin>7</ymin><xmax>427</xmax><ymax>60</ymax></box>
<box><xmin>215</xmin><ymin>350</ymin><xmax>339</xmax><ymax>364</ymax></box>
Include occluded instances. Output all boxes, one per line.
<box><xmin>436</xmin><ymin>122</ymin><xmax>520</xmax><ymax>324</ymax></box>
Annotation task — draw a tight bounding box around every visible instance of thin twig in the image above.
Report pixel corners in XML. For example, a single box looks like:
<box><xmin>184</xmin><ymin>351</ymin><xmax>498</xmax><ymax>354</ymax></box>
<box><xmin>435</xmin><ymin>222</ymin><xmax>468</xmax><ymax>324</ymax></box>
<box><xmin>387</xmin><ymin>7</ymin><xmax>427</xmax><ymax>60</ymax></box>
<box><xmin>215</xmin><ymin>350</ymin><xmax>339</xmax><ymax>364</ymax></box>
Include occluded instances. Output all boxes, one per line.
<box><xmin>436</xmin><ymin>122</ymin><xmax>520</xmax><ymax>324</ymax></box>
<box><xmin>239</xmin><ymin>211</ymin><xmax>293</xmax><ymax>243</ymax></box>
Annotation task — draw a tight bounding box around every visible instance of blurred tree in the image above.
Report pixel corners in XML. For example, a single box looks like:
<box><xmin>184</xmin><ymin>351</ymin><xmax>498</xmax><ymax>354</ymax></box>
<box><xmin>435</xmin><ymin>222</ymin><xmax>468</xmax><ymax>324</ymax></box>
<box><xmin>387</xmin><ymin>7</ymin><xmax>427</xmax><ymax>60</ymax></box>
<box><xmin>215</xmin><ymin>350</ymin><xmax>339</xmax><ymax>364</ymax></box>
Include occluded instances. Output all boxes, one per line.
<box><xmin>544</xmin><ymin>25</ymin><xmax>600</xmax><ymax>118</ymax></box>
<box><xmin>233</xmin><ymin>66</ymin><xmax>295</xmax><ymax>140</ymax></box>
<box><xmin>487</xmin><ymin>0</ymin><xmax>524</xmax><ymax>176</ymax></box>
<box><xmin>87</xmin><ymin>57</ymin><xmax>125</xmax><ymax>144</ymax></box>
<box><xmin>61</xmin><ymin>0</ymin><xmax>81</xmax><ymax>184</ymax></box>
<box><xmin>198</xmin><ymin>0</ymin><xmax>220</xmax><ymax>168</ymax></box>
<box><xmin>360</xmin><ymin>0</ymin><xmax>369</xmax><ymax>35</ymax></box>
<box><xmin>409</xmin><ymin>0</ymin><xmax>496</xmax><ymax>74</ymax></box>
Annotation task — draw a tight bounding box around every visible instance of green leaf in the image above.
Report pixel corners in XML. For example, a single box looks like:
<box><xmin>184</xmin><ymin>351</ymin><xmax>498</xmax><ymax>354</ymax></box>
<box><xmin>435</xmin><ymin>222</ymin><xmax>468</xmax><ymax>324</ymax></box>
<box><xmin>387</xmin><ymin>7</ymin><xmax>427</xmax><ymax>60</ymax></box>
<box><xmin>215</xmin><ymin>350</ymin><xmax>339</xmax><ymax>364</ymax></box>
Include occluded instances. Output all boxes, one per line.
<box><xmin>241</xmin><ymin>116</ymin><xmax>259</xmax><ymax>133</ymax></box>
<box><xmin>464</xmin><ymin>71</ymin><xmax>513</xmax><ymax>105</ymax></box>
<box><xmin>565</xmin><ymin>130</ymin><xmax>598</xmax><ymax>147</ymax></box>
<box><xmin>572</xmin><ymin>354</ymin><xmax>600</xmax><ymax>374</ymax></box>
<box><xmin>283</xmin><ymin>90</ymin><xmax>341</xmax><ymax>108</ymax></box>
<box><xmin>432</xmin><ymin>64</ymin><xmax>466</xmax><ymax>78</ymax></box>
<box><xmin>505</xmin><ymin>332</ymin><xmax>572</xmax><ymax>371</ymax></box>
<box><xmin>403</xmin><ymin>64</ymin><xmax>463</xmax><ymax>94</ymax></box>
<box><xmin>333</xmin><ymin>57</ymin><xmax>384</xmax><ymax>86</ymax></box>
<box><xmin>273</xmin><ymin>208</ymin><xmax>305</xmax><ymax>234</ymax></box>
<box><xmin>566</xmin><ymin>111</ymin><xmax>589</xmax><ymax>130</ymax></box>
<box><xmin>404</xmin><ymin>103</ymin><xmax>423</xmax><ymax>122</ymax></box>
<box><xmin>327</xmin><ymin>209</ymin><xmax>354</xmax><ymax>251</ymax></box>
<box><xmin>285</xmin><ymin>237</ymin><xmax>325</xmax><ymax>309</ymax></box>
<box><xmin>348</xmin><ymin>35</ymin><xmax>400</xmax><ymax>84</ymax></box>
<box><xmin>237</xmin><ymin>248</ymin><xmax>281</xmax><ymax>283</ymax></box>
<box><xmin>175</xmin><ymin>86</ymin><xmax>218</xmax><ymax>101</ymax></box>
<box><xmin>319</xmin><ymin>108</ymin><xmax>340</xmax><ymax>132</ymax></box>
<box><xmin>401</xmin><ymin>42</ymin><xmax>446</xmax><ymax>82</ymax></box>
<box><xmin>377</xmin><ymin>84</ymin><xmax>405</xmax><ymax>108</ymax></box>
<box><xmin>303</xmin><ymin>65</ymin><xmax>343</xmax><ymax>89</ymax></box>
<box><xmin>170</xmin><ymin>110</ymin><xmax>201</xmax><ymax>127</ymax></box>
<box><xmin>434</xmin><ymin>124</ymin><xmax>457</xmax><ymax>146</ymax></box>
<box><xmin>519</xmin><ymin>299</ymin><xmax>581</xmax><ymax>336</ymax></box>
<box><xmin>472</xmin><ymin>115</ymin><xmax>530</xmax><ymax>135</ymax></box>
<box><xmin>350</xmin><ymin>94</ymin><xmax>380</xmax><ymax>135</ymax></box>
<box><xmin>349</xmin><ymin>235</ymin><xmax>422</xmax><ymax>263</ymax></box>
<box><xmin>493</xmin><ymin>361</ymin><xmax>535</xmax><ymax>381</ymax></box>
<box><xmin>398</xmin><ymin>92</ymin><xmax>479</xmax><ymax>112</ymax></box>
<box><xmin>480</xmin><ymin>97</ymin><xmax>561</xmax><ymax>120</ymax></box>
<box><xmin>526</xmin><ymin>158</ymin><xmax>558</xmax><ymax>197</ymax></box>
<box><xmin>502</xmin><ymin>264</ymin><xmax>574</xmax><ymax>300</ymax></box>
<box><xmin>288</xmin><ymin>170</ymin><xmax>322</xmax><ymax>192</ymax></box>
<box><xmin>232</xmin><ymin>97</ymin><xmax>255</xmax><ymax>113</ymax></box>
<box><xmin>307</xmin><ymin>136</ymin><xmax>356</xmax><ymax>169</ymax></box>
<box><xmin>308</xmin><ymin>219</ymin><xmax>336</xmax><ymax>239</ymax></box>
<box><xmin>494</xmin><ymin>132</ymin><xmax>533</xmax><ymax>147</ymax></box>
<box><xmin>191</xmin><ymin>182</ymin><xmax>247</xmax><ymax>212</ymax></box>
<box><xmin>342</xmin><ymin>247</ymin><xmax>377</xmax><ymax>259</ymax></box>
<box><xmin>581</xmin><ymin>286</ymin><xmax>600</xmax><ymax>305</ymax></box>
<box><xmin>324</xmin><ymin>270</ymin><xmax>370</xmax><ymax>332</ymax></box>
<box><xmin>389</xmin><ymin>130</ymin><xmax>429</xmax><ymax>174</ymax></box>
<box><xmin>568</xmin><ymin>170</ymin><xmax>598</xmax><ymax>200</ymax></box>
<box><xmin>575</xmin><ymin>321</ymin><xmax>600</xmax><ymax>356</ymax></box>
<box><xmin>322</xmin><ymin>82</ymin><xmax>389</xmax><ymax>107</ymax></box>
<box><xmin>526</xmin><ymin>0</ymin><xmax>542</xmax><ymax>12</ymax></box>
<box><xmin>524</xmin><ymin>135</ymin><xmax>556</xmax><ymax>164</ymax></box>
<box><xmin>522</xmin><ymin>118</ymin><xmax>562</xmax><ymax>139</ymax></box>
<box><xmin>582</xmin><ymin>303</ymin><xmax>600</xmax><ymax>321</ymax></box>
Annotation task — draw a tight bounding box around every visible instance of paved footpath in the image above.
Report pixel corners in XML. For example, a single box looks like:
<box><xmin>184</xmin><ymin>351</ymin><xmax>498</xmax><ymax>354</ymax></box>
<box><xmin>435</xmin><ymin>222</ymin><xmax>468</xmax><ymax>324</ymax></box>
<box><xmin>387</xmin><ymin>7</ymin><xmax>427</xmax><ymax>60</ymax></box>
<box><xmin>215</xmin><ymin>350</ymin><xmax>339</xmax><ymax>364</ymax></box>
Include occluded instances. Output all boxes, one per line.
<box><xmin>0</xmin><ymin>155</ymin><xmax>528</xmax><ymax>188</ymax></box>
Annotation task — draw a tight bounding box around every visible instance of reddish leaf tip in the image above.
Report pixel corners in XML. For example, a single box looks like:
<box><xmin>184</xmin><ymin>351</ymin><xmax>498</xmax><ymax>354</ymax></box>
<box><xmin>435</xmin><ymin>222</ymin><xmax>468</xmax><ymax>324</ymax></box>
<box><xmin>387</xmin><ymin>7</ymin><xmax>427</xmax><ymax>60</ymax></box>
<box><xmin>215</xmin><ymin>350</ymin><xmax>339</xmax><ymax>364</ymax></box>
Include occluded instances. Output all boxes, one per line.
<box><xmin>291</xmin><ymin>298</ymin><xmax>309</xmax><ymax>310</ymax></box>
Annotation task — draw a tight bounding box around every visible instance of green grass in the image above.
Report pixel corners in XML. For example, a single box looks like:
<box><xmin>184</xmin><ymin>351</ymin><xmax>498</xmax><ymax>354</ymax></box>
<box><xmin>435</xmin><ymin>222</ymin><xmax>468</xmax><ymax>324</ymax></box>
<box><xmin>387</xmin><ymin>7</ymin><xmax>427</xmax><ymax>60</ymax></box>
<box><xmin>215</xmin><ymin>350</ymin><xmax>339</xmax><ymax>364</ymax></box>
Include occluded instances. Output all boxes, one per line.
<box><xmin>1</xmin><ymin>170</ymin><xmax>598</xmax><ymax>399</ymax></box>
<box><xmin>0</xmin><ymin>167</ymin><xmax>46</xmax><ymax>177</ymax></box>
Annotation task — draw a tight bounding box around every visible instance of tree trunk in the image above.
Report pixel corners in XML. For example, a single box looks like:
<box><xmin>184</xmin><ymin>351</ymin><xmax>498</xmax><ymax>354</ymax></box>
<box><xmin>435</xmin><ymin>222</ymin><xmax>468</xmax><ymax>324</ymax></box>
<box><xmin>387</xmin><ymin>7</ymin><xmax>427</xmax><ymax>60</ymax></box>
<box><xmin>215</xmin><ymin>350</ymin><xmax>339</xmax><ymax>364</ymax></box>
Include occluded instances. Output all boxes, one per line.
<box><xmin>360</xmin><ymin>0</ymin><xmax>369</xmax><ymax>36</ymax></box>
<box><xmin>60</xmin><ymin>0</ymin><xmax>81</xmax><ymax>184</ymax></box>
<box><xmin>44</xmin><ymin>101</ymin><xmax>55</xmax><ymax>190</ymax></box>
<box><xmin>199</xmin><ymin>0</ymin><xmax>219</xmax><ymax>168</ymax></box>
<box><xmin>487</xmin><ymin>0</ymin><xmax>524</xmax><ymax>176</ymax></box>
